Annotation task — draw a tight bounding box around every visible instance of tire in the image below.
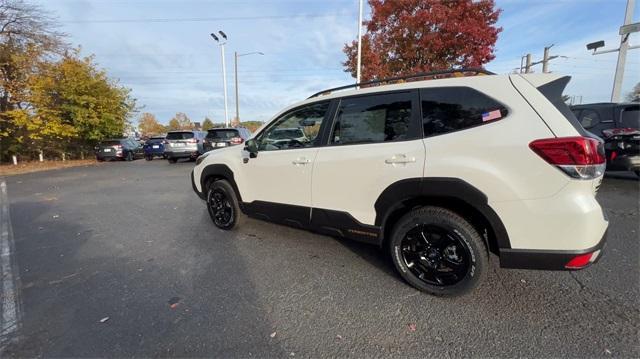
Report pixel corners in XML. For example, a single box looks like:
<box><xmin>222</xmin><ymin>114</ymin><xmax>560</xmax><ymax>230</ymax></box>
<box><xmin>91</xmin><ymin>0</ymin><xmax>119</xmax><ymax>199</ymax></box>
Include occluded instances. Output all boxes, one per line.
<box><xmin>206</xmin><ymin>179</ymin><xmax>244</xmax><ymax>230</ymax></box>
<box><xmin>96</xmin><ymin>157</ymin><xmax>104</xmax><ymax>162</ymax></box>
<box><xmin>388</xmin><ymin>206</ymin><xmax>488</xmax><ymax>297</ymax></box>
<box><xmin>145</xmin><ymin>154</ymin><xmax>153</xmax><ymax>161</ymax></box>
<box><xmin>635</xmin><ymin>170</ymin><xmax>640</xmax><ymax>178</ymax></box>
<box><xmin>168</xmin><ymin>158</ymin><xmax>177</xmax><ymax>164</ymax></box>
<box><xmin>125</xmin><ymin>151</ymin><xmax>133</xmax><ymax>161</ymax></box>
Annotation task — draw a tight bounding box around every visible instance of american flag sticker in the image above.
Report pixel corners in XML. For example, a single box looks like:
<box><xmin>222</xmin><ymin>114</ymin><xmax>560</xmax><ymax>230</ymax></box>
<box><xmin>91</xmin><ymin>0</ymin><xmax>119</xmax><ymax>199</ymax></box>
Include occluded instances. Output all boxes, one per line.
<box><xmin>482</xmin><ymin>109</ymin><xmax>502</xmax><ymax>122</ymax></box>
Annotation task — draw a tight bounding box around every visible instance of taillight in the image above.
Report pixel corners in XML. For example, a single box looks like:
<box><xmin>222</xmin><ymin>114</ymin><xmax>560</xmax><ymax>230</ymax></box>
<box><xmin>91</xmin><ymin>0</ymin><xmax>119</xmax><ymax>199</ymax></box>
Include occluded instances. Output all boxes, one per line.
<box><xmin>187</xmin><ymin>138</ymin><xmax>198</xmax><ymax>144</ymax></box>
<box><xmin>529</xmin><ymin>136</ymin><xmax>606</xmax><ymax>179</ymax></box>
<box><xmin>565</xmin><ymin>250</ymin><xmax>600</xmax><ymax>269</ymax></box>
<box><xmin>230</xmin><ymin>137</ymin><xmax>244</xmax><ymax>145</ymax></box>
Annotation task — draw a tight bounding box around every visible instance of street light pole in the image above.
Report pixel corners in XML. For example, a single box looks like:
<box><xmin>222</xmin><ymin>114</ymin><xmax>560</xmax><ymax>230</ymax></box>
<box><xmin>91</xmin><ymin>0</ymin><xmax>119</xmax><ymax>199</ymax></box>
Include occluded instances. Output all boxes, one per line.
<box><xmin>234</xmin><ymin>51</ymin><xmax>264</xmax><ymax>124</ymax></box>
<box><xmin>211</xmin><ymin>31</ymin><xmax>230</xmax><ymax>128</ymax></box>
<box><xmin>220</xmin><ymin>43</ymin><xmax>229</xmax><ymax>128</ymax></box>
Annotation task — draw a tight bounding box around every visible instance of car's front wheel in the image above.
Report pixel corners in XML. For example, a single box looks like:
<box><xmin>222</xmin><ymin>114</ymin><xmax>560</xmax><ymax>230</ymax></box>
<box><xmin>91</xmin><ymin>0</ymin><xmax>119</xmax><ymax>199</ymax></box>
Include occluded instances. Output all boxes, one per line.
<box><xmin>206</xmin><ymin>179</ymin><xmax>243</xmax><ymax>230</ymax></box>
<box><xmin>389</xmin><ymin>206</ymin><xmax>488</xmax><ymax>297</ymax></box>
<box><xmin>168</xmin><ymin>158</ymin><xmax>177</xmax><ymax>164</ymax></box>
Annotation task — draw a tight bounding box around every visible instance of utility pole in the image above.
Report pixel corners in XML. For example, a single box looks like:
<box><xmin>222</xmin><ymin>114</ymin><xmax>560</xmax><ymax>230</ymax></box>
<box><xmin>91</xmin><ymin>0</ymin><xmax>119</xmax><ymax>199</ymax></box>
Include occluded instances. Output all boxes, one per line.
<box><xmin>234</xmin><ymin>51</ymin><xmax>263</xmax><ymax>124</ymax></box>
<box><xmin>612</xmin><ymin>0</ymin><xmax>635</xmax><ymax>102</ymax></box>
<box><xmin>586</xmin><ymin>0</ymin><xmax>639</xmax><ymax>102</ymax></box>
<box><xmin>522</xmin><ymin>45</ymin><xmax>562</xmax><ymax>74</ymax></box>
<box><xmin>542</xmin><ymin>45</ymin><xmax>551</xmax><ymax>73</ymax></box>
<box><xmin>234</xmin><ymin>51</ymin><xmax>239</xmax><ymax>123</ymax></box>
<box><xmin>356</xmin><ymin>0</ymin><xmax>363</xmax><ymax>85</ymax></box>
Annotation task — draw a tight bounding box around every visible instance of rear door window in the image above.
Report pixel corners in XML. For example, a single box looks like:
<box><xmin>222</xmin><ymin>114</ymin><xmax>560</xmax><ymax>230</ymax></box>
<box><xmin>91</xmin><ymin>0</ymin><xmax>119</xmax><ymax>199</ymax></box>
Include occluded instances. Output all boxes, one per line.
<box><xmin>578</xmin><ymin>109</ymin><xmax>600</xmax><ymax>129</ymax></box>
<box><xmin>620</xmin><ymin>106</ymin><xmax>640</xmax><ymax>128</ymax></box>
<box><xmin>420</xmin><ymin>87</ymin><xmax>507</xmax><ymax>137</ymax></box>
<box><xmin>166</xmin><ymin>132</ymin><xmax>194</xmax><ymax>140</ymax></box>
<box><xmin>331</xmin><ymin>92</ymin><xmax>414</xmax><ymax>145</ymax></box>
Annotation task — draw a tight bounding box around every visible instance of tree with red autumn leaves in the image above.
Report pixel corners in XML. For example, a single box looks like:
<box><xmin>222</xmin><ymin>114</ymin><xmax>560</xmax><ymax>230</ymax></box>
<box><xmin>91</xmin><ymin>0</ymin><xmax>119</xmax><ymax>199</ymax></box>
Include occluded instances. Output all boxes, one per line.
<box><xmin>343</xmin><ymin>0</ymin><xmax>502</xmax><ymax>82</ymax></box>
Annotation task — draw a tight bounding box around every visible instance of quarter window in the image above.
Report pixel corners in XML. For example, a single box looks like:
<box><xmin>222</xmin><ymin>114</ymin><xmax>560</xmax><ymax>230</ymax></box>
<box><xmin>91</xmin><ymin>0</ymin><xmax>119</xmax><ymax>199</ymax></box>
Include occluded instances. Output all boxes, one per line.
<box><xmin>578</xmin><ymin>109</ymin><xmax>600</xmax><ymax>129</ymax></box>
<box><xmin>257</xmin><ymin>102</ymin><xmax>329</xmax><ymax>151</ymax></box>
<box><xmin>331</xmin><ymin>92</ymin><xmax>412</xmax><ymax>145</ymax></box>
<box><xmin>421</xmin><ymin>87</ymin><xmax>508</xmax><ymax>137</ymax></box>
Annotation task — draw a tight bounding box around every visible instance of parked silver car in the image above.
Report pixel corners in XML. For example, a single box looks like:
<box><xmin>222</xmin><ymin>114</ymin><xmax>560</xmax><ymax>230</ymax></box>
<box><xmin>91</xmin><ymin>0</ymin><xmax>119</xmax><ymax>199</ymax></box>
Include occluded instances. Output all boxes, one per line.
<box><xmin>164</xmin><ymin>131</ymin><xmax>207</xmax><ymax>163</ymax></box>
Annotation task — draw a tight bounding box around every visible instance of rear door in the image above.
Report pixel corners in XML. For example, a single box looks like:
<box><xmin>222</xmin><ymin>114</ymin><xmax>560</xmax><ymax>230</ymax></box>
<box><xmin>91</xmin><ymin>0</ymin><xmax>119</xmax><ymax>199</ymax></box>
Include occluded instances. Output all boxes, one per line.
<box><xmin>311</xmin><ymin>91</ymin><xmax>424</xmax><ymax>228</ymax></box>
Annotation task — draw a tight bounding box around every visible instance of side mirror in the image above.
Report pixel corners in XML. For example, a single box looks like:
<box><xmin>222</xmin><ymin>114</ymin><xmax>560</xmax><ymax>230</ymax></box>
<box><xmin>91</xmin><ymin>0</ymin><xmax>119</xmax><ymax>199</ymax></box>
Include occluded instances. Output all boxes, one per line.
<box><xmin>244</xmin><ymin>139</ymin><xmax>258</xmax><ymax>158</ymax></box>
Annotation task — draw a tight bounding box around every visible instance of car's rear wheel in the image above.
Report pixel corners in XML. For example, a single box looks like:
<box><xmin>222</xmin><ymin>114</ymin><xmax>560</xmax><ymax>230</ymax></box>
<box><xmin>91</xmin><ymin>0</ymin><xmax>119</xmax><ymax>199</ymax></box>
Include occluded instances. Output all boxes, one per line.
<box><xmin>389</xmin><ymin>206</ymin><xmax>487</xmax><ymax>297</ymax></box>
<box><xmin>168</xmin><ymin>158</ymin><xmax>177</xmax><ymax>164</ymax></box>
<box><xmin>206</xmin><ymin>180</ymin><xmax>243</xmax><ymax>230</ymax></box>
<box><xmin>635</xmin><ymin>170</ymin><xmax>639</xmax><ymax>178</ymax></box>
<box><xmin>145</xmin><ymin>154</ymin><xmax>153</xmax><ymax>161</ymax></box>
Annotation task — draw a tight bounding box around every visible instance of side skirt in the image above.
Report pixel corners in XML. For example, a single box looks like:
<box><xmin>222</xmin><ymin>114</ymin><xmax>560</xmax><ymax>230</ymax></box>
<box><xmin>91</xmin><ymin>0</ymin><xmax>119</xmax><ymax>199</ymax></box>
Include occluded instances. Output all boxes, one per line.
<box><xmin>239</xmin><ymin>201</ymin><xmax>382</xmax><ymax>245</ymax></box>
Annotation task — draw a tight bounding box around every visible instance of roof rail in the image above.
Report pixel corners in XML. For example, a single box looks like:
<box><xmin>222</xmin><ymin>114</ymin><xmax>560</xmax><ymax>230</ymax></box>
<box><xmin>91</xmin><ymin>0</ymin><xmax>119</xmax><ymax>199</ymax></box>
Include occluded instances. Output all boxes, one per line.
<box><xmin>308</xmin><ymin>67</ymin><xmax>495</xmax><ymax>99</ymax></box>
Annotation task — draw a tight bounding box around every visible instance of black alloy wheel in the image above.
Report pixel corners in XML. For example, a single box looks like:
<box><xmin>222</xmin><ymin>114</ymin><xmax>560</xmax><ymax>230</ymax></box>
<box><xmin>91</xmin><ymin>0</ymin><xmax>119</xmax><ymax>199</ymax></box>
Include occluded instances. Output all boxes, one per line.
<box><xmin>389</xmin><ymin>206</ymin><xmax>487</xmax><ymax>296</ymax></box>
<box><xmin>207</xmin><ymin>187</ymin><xmax>234</xmax><ymax>229</ymax></box>
<box><xmin>400</xmin><ymin>224</ymin><xmax>471</xmax><ymax>287</ymax></box>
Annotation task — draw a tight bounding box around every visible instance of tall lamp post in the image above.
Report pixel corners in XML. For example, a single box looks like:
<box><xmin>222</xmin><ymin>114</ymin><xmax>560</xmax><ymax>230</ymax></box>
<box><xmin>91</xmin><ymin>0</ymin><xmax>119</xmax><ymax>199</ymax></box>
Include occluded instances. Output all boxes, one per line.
<box><xmin>211</xmin><ymin>31</ymin><xmax>230</xmax><ymax>127</ymax></box>
<box><xmin>234</xmin><ymin>51</ymin><xmax>264</xmax><ymax>123</ymax></box>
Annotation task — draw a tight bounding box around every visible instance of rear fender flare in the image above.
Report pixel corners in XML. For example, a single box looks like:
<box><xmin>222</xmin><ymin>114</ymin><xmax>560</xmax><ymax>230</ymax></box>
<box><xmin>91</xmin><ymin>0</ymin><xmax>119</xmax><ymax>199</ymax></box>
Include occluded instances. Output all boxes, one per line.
<box><xmin>374</xmin><ymin>178</ymin><xmax>511</xmax><ymax>249</ymax></box>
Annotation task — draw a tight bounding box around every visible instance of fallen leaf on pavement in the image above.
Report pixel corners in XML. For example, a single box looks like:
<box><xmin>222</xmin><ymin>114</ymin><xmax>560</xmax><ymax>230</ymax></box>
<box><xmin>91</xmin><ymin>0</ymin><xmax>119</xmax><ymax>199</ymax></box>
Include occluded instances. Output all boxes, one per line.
<box><xmin>99</xmin><ymin>317</ymin><xmax>110</xmax><ymax>323</ymax></box>
<box><xmin>408</xmin><ymin>323</ymin><xmax>417</xmax><ymax>332</ymax></box>
<box><xmin>270</xmin><ymin>331</ymin><xmax>277</xmax><ymax>338</ymax></box>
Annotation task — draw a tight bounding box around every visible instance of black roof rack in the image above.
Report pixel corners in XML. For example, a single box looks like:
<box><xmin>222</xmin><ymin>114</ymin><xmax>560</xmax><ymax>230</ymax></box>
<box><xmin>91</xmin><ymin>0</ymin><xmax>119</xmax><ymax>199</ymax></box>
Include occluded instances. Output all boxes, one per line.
<box><xmin>308</xmin><ymin>67</ymin><xmax>494</xmax><ymax>99</ymax></box>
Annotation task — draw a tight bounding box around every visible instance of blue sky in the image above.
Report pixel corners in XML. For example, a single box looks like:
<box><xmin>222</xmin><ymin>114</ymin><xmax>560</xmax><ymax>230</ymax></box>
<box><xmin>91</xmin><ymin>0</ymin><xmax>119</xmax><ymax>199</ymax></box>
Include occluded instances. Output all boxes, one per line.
<box><xmin>40</xmin><ymin>0</ymin><xmax>640</xmax><ymax>125</ymax></box>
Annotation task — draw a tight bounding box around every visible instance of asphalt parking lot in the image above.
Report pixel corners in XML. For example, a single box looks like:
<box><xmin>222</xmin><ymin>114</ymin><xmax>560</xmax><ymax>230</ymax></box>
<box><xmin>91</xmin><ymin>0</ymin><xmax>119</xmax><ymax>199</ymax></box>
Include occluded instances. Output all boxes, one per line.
<box><xmin>0</xmin><ymin>160</ymin><xmax>638</xmax><ymax>357</ymax></box>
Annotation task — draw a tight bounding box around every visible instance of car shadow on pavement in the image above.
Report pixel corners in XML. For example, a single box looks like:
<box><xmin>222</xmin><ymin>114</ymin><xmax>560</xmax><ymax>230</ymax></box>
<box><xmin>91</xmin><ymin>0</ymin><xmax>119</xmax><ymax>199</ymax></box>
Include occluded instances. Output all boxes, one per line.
<box><xmin>3</xmin><ymin>198</ymin><xmax>287</xmax><ymax>357</ymax></box>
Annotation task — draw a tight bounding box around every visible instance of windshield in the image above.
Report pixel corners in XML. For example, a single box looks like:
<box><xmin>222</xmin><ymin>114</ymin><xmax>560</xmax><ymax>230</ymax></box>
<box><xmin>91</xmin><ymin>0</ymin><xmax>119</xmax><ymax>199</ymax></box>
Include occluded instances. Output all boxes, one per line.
<box><xmin>206</xmin><ymin>129</ymin><xmax>239</xmax><ymax>139</ymax></box>
<box><xmin>166</xmin><ymin>132</ymin><xmax>194</xmax><ymax>140</ymax></box>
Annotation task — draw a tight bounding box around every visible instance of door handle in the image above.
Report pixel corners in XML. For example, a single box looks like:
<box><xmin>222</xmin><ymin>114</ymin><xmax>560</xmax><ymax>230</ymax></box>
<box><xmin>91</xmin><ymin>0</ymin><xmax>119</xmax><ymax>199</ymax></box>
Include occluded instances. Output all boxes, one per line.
<box><xmin>385</xmin><ymin>154</ymin><xmax>416</xmax><ymax>165</ymax></box>
<box><xmin>292</xmin><ymin>157</ymin><xmax>311</xmax><ymax>165</ymax></box>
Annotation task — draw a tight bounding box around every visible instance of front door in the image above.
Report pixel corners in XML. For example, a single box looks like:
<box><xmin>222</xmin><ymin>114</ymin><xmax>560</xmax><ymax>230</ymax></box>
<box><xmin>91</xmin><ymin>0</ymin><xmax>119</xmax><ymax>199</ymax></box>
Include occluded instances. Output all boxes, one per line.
<box><xmin>239</xmin><ymin>101</ymin><xmax>331</xmax><ymax>227</ymax></box>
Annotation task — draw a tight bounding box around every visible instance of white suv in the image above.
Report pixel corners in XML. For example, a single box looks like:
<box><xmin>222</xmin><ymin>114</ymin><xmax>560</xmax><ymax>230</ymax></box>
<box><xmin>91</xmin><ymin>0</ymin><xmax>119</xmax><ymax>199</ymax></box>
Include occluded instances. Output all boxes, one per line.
<box><xmin>191</xmin><ymin>69</ymin><xmax>608</xmax><ymax>296</ymax></box>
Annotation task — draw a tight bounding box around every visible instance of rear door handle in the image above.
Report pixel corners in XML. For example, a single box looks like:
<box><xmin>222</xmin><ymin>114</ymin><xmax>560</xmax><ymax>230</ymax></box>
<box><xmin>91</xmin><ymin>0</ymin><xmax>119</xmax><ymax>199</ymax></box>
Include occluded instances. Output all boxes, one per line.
<box><xmin>292</xmin><ymin>157</ymin><xmax>311</xmax><ymax>165</ymax></box>
<box><xmin>385</xmin><ymin>154</ymin><xmax>416</xmax><ymax>165</ymax></box>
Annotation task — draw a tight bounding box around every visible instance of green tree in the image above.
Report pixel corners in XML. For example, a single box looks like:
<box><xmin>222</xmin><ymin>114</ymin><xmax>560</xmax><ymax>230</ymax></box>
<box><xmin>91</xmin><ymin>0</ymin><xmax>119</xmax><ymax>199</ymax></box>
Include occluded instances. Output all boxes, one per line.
<box><xmin>27</xmin><ymin>52</ymin><xmax>136</xmax><ymax>155</ymax></box>
<box><xmin>202</xmin><ymin>117</ymin><xmax>214</xmax><ymax>131</ymax></box>
<box><xmin>0</xmin><ymin>0</ymin><xmax>66</xmax><ymax>160</ymax></box>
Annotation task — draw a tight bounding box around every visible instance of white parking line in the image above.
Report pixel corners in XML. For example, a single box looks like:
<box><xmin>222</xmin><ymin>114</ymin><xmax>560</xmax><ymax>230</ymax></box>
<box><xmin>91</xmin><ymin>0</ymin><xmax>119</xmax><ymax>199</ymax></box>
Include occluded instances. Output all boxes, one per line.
<box><xmin>0</xmin><ymin>180</ymin><xmax>20</xmax><ymax>349</ymax></box>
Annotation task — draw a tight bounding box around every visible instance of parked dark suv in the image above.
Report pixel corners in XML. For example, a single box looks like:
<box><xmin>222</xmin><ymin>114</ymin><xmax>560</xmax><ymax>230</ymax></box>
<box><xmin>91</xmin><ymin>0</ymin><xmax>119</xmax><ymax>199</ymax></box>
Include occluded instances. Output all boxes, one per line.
<box><xmin>571</xmin><ymin>103</ymin><xmax>639</xmax><ymax>176</ymax></box>
<box><xmin>203</xmin><ymin>128</ymin><xmax>252</xmax><ymax>152</ymax></box>
<box><xmin>95</xmin><ymin>138</ymin><xmax>143</xmax><ymax>161</ymax></box>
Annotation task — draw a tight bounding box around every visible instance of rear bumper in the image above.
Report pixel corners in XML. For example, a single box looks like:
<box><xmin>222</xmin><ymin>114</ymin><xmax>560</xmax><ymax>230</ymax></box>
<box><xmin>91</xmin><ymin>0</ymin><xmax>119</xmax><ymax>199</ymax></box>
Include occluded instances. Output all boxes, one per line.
<box><xmin>607</xmin><ymin>154</ymin><xmax>640</xmax><ymax>171</ymax></box>
<box><xmin>166</xmin><ymin>150</ymin><xmax>200</xmax><ymax>159</ymax></box>
<box><xmin>191</xmin><ymin>170</ymin><xmax>206</xmax><ymax>200</ymax></box>
<box><xmin>499</xmin><ymin>228</ymin><xmax>607</xmax><ymax>270</ymax></box>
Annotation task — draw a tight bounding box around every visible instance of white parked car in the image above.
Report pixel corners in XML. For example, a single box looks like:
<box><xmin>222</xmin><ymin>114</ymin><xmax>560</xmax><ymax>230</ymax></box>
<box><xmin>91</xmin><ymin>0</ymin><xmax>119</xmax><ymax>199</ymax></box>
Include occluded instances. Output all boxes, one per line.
<box><xmin>191</xmin><ymin>69</ymin><xmax>608</xmax><ymax>296</ymax></box>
